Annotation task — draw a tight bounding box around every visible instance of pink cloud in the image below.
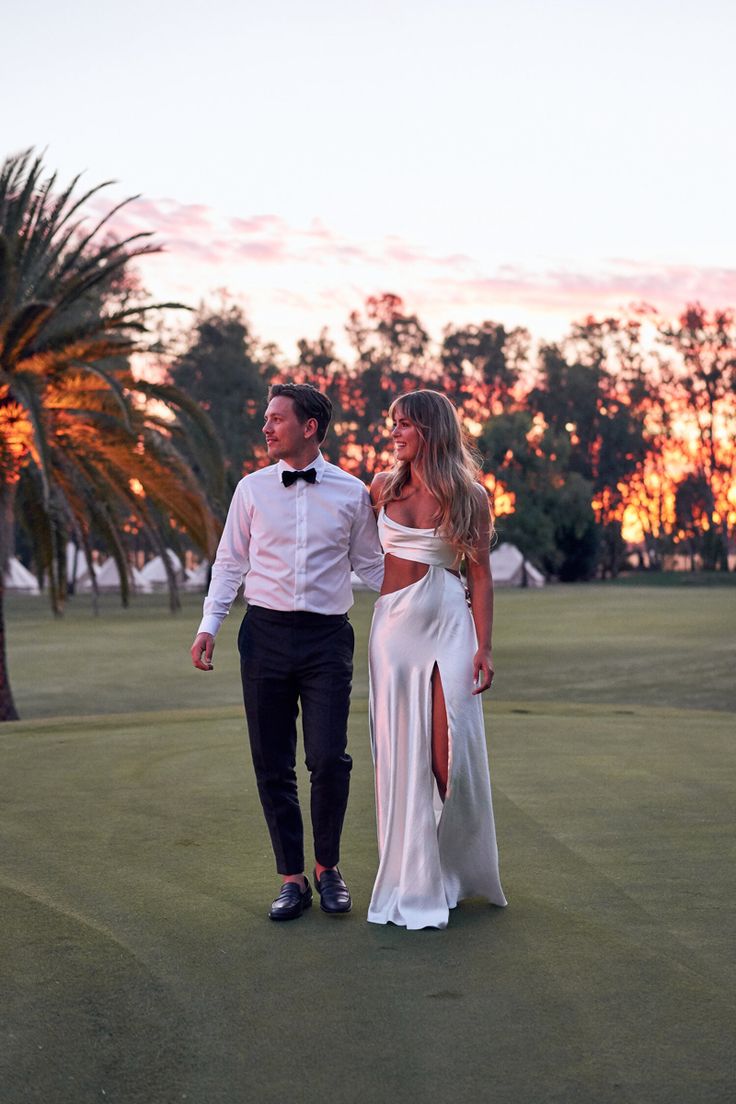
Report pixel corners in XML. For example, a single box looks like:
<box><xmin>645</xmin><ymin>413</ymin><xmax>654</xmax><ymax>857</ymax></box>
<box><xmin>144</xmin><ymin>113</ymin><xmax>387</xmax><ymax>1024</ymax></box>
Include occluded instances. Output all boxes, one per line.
<box><xmin>229</xmin><ymin>214</ymin><xmax>285</xmax><ymax>234</ymax></box>
<box><xmin>82</xmin><ymin>193</ymin><xmax>736</xmax><ymax>335</ymax></box>
<box><xmin>423</xmin><ymin>262</ymin><xmax>736</xmax><ymax>320</ymax></box>
<box><xmin>303</xmin><ymin>220</ymin><xmax>341</xmax><ymax>242</ymax></box>
<box><xmin>85</xmin><ymin>194</ymin><xmax>482</xmax><ymax>273</ymax></box>
<box><xmin>89</xmin><ymin>195</ymin><xmax>215</xmax><ymax>239</ymax></box>
<box><xmin>224</xmin><ymin>238</ymin><xmax>288</xmax><ymax>262</ymax></box>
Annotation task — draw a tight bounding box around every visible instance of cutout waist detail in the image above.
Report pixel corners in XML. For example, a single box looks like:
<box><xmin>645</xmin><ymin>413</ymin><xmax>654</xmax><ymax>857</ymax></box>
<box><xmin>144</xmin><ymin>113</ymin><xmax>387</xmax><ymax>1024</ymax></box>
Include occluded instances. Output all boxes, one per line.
<box><xmin>379</xmin><ymin>555</ymin><xmax>461</xmax><ymax>599</ymax></box>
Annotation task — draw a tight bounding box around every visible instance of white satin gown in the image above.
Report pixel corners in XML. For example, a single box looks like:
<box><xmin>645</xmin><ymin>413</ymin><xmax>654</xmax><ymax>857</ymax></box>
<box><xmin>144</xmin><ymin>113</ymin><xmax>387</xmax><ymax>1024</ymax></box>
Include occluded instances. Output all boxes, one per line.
<box><xmin>367</xmin><ymin>508</ymin><xmax>507</xmax><ymax>929</ymax></box>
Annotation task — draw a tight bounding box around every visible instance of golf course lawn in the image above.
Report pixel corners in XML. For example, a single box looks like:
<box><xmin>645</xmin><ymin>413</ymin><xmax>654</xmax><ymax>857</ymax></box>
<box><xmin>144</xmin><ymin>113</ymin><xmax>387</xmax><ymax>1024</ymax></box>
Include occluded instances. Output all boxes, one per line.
<box><xmin>1</xmin><ymin>586</ymin><xmax>734</xmax><ymax>1103</ymax></box>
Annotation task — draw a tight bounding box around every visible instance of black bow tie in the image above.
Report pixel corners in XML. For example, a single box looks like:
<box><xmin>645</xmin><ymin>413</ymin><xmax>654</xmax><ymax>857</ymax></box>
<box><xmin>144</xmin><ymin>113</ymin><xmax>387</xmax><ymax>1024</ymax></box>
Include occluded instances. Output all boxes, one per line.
<box><xmin>282</xmin><ymin>467</ymin><xmax>317</xmax><ymax>487</ymax></box>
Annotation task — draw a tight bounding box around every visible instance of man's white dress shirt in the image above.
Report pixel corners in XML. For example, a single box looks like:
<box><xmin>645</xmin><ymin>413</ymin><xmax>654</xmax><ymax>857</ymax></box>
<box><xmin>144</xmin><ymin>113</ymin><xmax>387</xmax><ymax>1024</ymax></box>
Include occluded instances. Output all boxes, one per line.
<box><xmin>198</xmin><ymin>452</ymin><xmax>384</xmax><ymax>637</ymax></box>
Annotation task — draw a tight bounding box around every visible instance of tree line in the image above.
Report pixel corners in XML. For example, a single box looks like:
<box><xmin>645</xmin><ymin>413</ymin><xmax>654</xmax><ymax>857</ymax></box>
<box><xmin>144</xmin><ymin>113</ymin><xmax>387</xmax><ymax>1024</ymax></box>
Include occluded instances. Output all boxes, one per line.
<box><xmin>170</xmin><ymin>293</ymin><xmax>736</xmax><ymax>583</ymax></box>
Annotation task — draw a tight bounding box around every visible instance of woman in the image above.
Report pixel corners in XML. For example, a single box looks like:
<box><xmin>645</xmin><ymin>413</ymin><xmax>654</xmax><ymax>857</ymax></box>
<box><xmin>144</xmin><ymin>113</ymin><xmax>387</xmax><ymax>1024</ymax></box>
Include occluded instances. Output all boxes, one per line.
<box><xmin>368</xmin><ymin>390</ymin><xmax>507</xmax><ymax>929</ymax></box>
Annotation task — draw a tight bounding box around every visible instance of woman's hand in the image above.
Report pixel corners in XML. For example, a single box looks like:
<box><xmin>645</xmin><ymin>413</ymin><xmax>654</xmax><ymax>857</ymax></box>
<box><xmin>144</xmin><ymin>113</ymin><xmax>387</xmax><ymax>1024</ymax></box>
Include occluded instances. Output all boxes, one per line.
<box><xmin>467</xmin><ymin>485</ymin><xmax>495</xmax><ymax>696</ymax></box>
<box><xmin>472</xmin><ymin>647</ymin><xmax>494</xmax><ymax>695</ymax></box>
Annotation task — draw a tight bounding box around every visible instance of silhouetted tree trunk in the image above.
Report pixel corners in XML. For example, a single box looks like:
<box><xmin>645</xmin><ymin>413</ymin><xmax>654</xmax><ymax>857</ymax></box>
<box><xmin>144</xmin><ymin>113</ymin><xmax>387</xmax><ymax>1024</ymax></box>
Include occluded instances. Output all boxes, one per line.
<box><xmin>0</xmin><ymin>482</ymin><xmax>19</xmax><ymax>720</ymax></box>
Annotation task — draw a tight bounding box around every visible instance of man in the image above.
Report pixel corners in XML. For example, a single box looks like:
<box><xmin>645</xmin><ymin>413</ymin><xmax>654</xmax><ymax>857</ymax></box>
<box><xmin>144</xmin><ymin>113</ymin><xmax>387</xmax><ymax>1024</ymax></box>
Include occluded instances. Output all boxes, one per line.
<box><xmin>191</xmin><ymin>382</ymin><xmax>383</xmax><ymax>921</ymax></box>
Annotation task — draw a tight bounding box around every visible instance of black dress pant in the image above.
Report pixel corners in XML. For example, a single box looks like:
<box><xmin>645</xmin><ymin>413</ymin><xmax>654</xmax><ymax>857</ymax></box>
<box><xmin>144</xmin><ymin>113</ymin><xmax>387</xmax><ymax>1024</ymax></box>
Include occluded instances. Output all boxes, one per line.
<box><xmin>238</xmin><ymin>605</ymin><xmax>354</xmax><ymax>875</ymax></box>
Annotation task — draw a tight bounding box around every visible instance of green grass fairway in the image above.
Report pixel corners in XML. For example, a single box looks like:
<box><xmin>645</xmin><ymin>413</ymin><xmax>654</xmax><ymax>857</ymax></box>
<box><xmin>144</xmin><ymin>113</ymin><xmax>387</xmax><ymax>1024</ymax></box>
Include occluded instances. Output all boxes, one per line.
<box><xmin>2</xmin><ymin>587</ymin><xmax>734</xmax><ymax>1103</ymax></box>
<box><xmin>8</xmin><ymin>584</ymin><xmax>736</xmax><ymax>717</ymax></box>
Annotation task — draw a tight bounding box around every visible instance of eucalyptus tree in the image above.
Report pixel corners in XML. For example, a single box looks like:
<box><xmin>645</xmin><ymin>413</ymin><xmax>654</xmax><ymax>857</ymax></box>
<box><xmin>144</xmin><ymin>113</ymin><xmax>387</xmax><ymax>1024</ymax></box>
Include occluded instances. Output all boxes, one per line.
<box><xmin>342</xmin><ymin>293</ymin><xmax>434</xmax><ymax>481</ymax></box>
<box><xmin>169</xmin><ymin>302</ymin><xmax>275</xmax><ymax>501</ymax></box>
<box><xmin>439</xmin><ymin>320</ymin><xmax>529</xmax><ymax>420</ymax></box>
<box><xmin>478</xmin><ymin>410</ymin><xmax>599</xmax><ymax>581</ymax></box>
<box><xmin>658</xmin><ymin>305</ymin><xmax>736</xmax><ymax>571</ymax></box>
<box><xmin>0</xmin><ymin>150</ymin><xmax>222</xmax><ymax>720</ymax></box>
<box><xmin>528</xmin><ymin>319</ymin><xmax>649</xmax><ymax>576</ymax></box>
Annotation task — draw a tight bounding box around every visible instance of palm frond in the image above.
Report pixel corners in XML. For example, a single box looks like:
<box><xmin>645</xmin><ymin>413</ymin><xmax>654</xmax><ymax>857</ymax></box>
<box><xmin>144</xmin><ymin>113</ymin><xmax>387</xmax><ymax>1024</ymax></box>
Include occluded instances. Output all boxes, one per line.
<box><xmin>7</xmin><ymin>373</ymin><xmax>52</xmax><ymax>496</ymax></box>
<box><xmin>3</xmin><ymin>301</ymin><xmax>55</xmax><ymax>363</ymax></box>
<box><xmin>55</xmin><ymin>193</ymin><xmax>143</xmax><ymax>278</ymax></box>
<box><xmin>0</xmin><ymin>235</ymin><xmax>14</xmax><ymax>325</ymax></box>
<box><xmin>1</xmin><ymin>148</ymin><xmax>224</xmax><ymax>641</ymax></box>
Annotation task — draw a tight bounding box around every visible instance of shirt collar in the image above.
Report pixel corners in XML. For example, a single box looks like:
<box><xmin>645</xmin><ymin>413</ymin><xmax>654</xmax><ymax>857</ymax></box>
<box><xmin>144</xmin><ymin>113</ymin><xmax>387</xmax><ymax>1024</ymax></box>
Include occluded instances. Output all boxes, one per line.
<box><xmin>277</xmin><ymin>451</ymin><xmax>326</xmax><ymax>484</ymax></box>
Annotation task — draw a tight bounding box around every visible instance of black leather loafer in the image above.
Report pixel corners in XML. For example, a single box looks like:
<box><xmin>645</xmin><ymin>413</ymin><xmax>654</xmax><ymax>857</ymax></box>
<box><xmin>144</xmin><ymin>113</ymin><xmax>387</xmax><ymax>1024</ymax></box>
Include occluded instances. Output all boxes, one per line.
<box><xmin>268</xmin><ymin>878</ymin><xmax>312</xmax><ymax>921</ymax></box>
<box><xmin>313</xmin><ymin>867</ymin><xmax>352</xmax><ymax>914</ymax></box>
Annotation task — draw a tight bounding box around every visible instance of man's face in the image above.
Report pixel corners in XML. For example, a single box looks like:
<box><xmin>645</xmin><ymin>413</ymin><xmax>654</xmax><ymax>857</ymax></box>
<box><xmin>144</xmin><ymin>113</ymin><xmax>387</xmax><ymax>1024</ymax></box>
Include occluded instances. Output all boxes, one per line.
<box><xmin>263</xmin><ymin>395</ymin><xmax>313</xmax><ymax>463</ymax></box>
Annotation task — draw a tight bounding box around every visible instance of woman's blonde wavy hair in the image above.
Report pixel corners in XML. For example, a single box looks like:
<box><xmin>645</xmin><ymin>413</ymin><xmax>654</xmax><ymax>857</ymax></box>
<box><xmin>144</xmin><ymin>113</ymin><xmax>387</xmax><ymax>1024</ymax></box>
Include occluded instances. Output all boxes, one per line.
<box><xmin>378</xmin><ymin>389</ymin><xmax>493</xmax><ymax>561</ymax></box>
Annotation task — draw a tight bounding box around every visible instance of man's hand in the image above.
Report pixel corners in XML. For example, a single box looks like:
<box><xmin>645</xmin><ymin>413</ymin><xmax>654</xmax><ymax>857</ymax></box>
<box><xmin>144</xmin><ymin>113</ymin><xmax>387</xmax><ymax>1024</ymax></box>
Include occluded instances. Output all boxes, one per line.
<box><xmin>191</xmin><ymin>632</ymin><xmax>215</xmax><ymax>671</ymax></box>
<box><xmin>472</xmin><ymin>647</ymin><xmax>494</xmax><ymax>695</ymax></box>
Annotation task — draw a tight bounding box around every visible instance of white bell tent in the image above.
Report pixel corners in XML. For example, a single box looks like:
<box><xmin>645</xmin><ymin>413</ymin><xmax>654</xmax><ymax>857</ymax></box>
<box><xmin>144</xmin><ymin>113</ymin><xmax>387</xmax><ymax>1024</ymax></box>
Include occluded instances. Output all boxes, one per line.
<box><xmin>139</xmin><ymin>550</ymin><xmax>186</xmax><ymax>589</ymax></box>
<box><xmin>184</xmin><ymin>561</ymin><xmax>211</xmax><ymax>590</ymax></box>
<box><xmin>4</xmin><ymin>557</ymin><xmax>40</xmax><ymax>594</ymax></box>
<box><xmin>490</xmin><ymin>543</ymin><xmax>545</xmax><ymax>588</ymax></box>
<box><xmin>78</xmin><ymin>557</ymin><xmax>151</xmax><ymax>593</ymax></box>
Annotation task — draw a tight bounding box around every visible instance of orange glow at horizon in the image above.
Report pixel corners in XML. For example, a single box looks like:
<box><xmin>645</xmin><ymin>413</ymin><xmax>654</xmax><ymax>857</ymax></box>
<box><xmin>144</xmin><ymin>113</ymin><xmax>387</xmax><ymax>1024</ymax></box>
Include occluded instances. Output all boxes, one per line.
<box><xmin>482</xmin><ymin>473</ymin><xmax>516</xmax><ymax>517</ymax></box>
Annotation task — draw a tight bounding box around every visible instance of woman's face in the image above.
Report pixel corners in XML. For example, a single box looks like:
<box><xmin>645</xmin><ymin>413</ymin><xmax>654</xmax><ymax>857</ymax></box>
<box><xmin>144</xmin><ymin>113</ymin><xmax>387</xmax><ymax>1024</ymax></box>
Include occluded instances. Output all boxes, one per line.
<box><xmin>391</xmin><ymin>408</ymin><xmax>422</xmax><ymax>463</ymax></box>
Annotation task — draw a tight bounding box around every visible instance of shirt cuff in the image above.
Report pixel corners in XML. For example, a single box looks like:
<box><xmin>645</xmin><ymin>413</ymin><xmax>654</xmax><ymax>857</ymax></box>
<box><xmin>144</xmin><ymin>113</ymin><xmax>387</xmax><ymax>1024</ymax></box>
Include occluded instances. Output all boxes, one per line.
<box><xmin>197</xmin><ymin>614</ymin><xmax>224</xmax><ymax>637</ymax></box>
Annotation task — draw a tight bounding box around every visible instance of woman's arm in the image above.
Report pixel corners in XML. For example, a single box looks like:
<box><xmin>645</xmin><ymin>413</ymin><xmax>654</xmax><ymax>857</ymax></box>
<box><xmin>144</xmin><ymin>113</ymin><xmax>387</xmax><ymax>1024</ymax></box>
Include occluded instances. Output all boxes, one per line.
<box><xmin>465</xmin><ymin>484</ymin><xmax>495</xmax><ymax>695</ymax></box>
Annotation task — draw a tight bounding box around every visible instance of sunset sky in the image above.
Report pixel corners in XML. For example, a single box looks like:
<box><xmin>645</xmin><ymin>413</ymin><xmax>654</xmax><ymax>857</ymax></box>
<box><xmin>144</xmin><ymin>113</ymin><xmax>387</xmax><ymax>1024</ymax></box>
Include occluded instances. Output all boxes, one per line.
<box><xmin>4</xmin><ymin>0</ymin><xmax>735</xmax><ymax>353</ymax></box>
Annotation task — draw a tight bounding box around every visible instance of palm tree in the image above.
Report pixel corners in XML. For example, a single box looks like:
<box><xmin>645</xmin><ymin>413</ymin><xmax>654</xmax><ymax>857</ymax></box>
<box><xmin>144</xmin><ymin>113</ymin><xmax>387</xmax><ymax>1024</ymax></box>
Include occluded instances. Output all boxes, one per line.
<box><xmin>0</xmin><ymin>150</ymin><xmax>223</xmax><ymax>720</ymax></box>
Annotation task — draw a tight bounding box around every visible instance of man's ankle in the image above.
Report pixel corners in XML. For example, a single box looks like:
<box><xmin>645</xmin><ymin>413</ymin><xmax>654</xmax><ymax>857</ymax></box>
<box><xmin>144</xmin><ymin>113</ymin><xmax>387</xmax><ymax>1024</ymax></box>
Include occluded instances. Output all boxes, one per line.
<box><xmin>282</xmin><ymin>873</ymin><xmax>307</xmax><ymax>889</ymax></box>
<box><xmin>314</xmin><ymin>863</ymin><xmax>337</xmax><ymax>880</ymax></box>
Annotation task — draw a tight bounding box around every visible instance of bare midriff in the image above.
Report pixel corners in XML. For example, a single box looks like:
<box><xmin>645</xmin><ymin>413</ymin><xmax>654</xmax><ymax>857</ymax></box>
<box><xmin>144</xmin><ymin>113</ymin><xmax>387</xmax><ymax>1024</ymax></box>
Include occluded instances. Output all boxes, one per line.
<box><xmin>380</xmin><ymin>552</ymin><xmax>461</xmax><ymax>597</ymax></box>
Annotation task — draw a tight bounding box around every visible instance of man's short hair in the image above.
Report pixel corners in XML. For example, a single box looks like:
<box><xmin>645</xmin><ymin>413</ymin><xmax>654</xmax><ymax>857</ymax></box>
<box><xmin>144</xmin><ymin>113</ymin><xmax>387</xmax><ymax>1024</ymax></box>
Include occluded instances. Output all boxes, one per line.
<box><xmin>268</xmin><ymin>382</ymin><xmax>332</xmax><ymax>443</ymax></box>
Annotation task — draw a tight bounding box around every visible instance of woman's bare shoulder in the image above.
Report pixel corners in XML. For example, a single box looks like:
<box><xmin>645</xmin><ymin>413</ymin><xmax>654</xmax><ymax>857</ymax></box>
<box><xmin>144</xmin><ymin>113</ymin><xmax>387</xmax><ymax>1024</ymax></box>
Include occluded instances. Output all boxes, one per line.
<box><xmin>369</xmin><ymin>470</ymin><xmax>390</xmax><ymax>505</ymax></box>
